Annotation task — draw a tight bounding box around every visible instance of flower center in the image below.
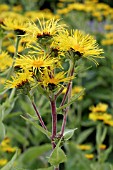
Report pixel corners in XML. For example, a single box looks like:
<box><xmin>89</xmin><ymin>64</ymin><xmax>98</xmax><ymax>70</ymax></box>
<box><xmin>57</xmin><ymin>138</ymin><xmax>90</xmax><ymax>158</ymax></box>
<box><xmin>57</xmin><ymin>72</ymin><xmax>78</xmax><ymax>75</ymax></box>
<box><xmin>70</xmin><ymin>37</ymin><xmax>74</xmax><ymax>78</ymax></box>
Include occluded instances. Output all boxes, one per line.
<box><xmin>32</xmin><ymin>60</ymin><xmax>44</xmax><ymax>68</ymax></box>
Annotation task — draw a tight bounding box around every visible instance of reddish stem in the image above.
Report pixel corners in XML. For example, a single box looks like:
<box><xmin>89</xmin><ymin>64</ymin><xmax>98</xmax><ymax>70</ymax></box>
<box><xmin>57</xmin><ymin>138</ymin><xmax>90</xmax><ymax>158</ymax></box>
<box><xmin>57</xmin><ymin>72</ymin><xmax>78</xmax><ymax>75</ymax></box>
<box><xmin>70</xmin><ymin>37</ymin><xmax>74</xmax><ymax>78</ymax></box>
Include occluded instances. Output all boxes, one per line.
<box><xmin>50</xmin><ymin>99</ymin><xmax>57</xmax><ymax>149</ymax></box>
<box><xmin>32</xmin><ymin>101</ymin><xmax>47</xmax><ymax>130</ymax></box>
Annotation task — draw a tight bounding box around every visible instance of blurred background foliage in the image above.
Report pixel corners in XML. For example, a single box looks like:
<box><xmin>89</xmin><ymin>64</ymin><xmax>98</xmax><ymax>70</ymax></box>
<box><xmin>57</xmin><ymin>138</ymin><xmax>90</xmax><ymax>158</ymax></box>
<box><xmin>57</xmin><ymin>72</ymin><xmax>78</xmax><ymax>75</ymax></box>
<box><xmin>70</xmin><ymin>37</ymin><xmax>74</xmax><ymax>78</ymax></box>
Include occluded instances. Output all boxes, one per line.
<box><xmin>0</xmin><ymin>0</ymin><xmax>113</xmax><ymax>169</ymax></box>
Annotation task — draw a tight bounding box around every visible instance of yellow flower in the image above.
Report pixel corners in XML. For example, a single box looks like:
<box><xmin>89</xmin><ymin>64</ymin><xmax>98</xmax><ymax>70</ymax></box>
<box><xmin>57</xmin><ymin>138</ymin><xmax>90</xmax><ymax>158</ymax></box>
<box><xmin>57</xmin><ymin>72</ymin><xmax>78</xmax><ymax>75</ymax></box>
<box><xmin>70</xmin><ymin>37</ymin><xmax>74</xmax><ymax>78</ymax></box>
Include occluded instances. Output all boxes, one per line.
<box><xmin>89</xmin><ymin>103</ymin><xmax>108</xmax><ymax>112</ymax></box>
<box><xmin>0</xmin><ymin>159</ymin><xmax>8</xmax><ymax>166</ymax></box>
<box><xmin>85</xmin><ymin>154</ymin><xmax>94</xmax><ymax>159</ymax></box>
<box><xmin>99</xmin><ymin>144</ymin><xmax>106</xmax><ymax>150</ymax></box>
<box><xmin>0</xmin><ymin>51</ymin><xmax>13</xmax><ymax>72</ymax></box>
<box><xmin>0</xmin><ymin>4</ymin><xmax>9</xmax><ymax>12</ymax></box>
<box><xmin>40</xmin><ymin>71</ymin><xmax>74</xmax><ymax>90</ymax></box>
<box><xmin>104</xmin><ymin>119</ymin><xmax>113</xmax><ymax>127</ymax></box>
<box><xmin>101</xmin><ymin>39</ymin><xmax>113</xmax><ymax>46</ymax></box>
<box><xmin>2</xmin><ymin>146</ymin><xmax>17</xmax><ymax>153</ymax></box>
<box><xmin>26</xmin><ymin>18</ymin><xmax>66</xmax><ymax>39</ymax></box>
<box><xmin>15</xmin><ymin>55</ymin><xmax>59</xmax><ymax>74</ymax></box>
<box><xmin>7</xmin><ymin>44</ymin><xmax>24</xmax><ymax>53</ymax></box>
<box><xmin>77</xmin><ymin>144</ymin><xmax>92</xmax><ymax>150</ymax></box>
<box><xmin>53</xmin><ymin>29</ymin><xmax>104</xmax><ymax>64</ymax></box>
<box><xmin>72</xmin><ymin>85</ymin><xmax>84</xmax><ymax>100</ymax></box>
<box><xmin>89</xmin><ymin>112</ymin><xmax>112</xmax><ymax>122</ymax></box>
<box><xmin>1</xmin><ymin>137</ymin><xmax>10</xmax><ymax>146</ymax></box>
<box><xmin>2</xmin><ymin>16</ymin><xmax>29</xmax><ymax>35</ymax></box>
<box><xmin>5</xmin><ymin>70</ymin><xmax>33</xmax><ymax>89</ymax></box>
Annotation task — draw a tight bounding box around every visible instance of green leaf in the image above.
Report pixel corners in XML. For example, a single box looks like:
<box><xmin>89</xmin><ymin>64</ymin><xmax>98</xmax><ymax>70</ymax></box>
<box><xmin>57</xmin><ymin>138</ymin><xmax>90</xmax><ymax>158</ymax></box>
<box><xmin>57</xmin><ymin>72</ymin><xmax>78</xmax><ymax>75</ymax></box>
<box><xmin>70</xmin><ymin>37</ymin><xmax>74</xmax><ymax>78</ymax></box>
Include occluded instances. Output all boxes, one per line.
<box><xmin>100</xmin><ymin>146</ymin><xmax>112</xmax><ymax>163</ymax></box>
<box><xmin>64</xmin><ymin>128</ymin><xmax>78</xmax><ymax>141</ymax></box>
<box><xmin>1</xmin><ymin>151</ymin><xmax>18</xmax><ymax>170</ymax></box>
<box><xmin>76</xmin><ymin>128</ymin><xmax>94</xmax><ymax>144</ymax></box>
<box><xmin>57</xmin><ymin>89</ymin><xmax>85</xmax><ymax>112</ymax></box>
<box><xmin>0</xmin><ymin>121</ymin><xmax>5</xmax><ymax>143</ymax></box>
<box><xmin>101</xmin><ymin>127</ymin><xmax>107</xmax><ymax>144</ymax></box>
<box><xmin>18</xmin><ymin>144</ymin><xmax>51</xmax><ymax>165</ymax></box>
<box><xmin>21</xmin><ymin>115</ymin><xmax>51</xmax><ymax>138</ymax></box>
<box><xmin>48</xmin><ymin>147</ymin><xmax>67</xmax><ymax>166</ymax></box>
<box><xmin>37</xmin><ymin>166</ymin><xmax>54</xmax><ymax>170</ymax></box>
<box><xmin>7</xmin><ymin>126</ymin><xmax>29</xmax><ymax>146</ymax></box>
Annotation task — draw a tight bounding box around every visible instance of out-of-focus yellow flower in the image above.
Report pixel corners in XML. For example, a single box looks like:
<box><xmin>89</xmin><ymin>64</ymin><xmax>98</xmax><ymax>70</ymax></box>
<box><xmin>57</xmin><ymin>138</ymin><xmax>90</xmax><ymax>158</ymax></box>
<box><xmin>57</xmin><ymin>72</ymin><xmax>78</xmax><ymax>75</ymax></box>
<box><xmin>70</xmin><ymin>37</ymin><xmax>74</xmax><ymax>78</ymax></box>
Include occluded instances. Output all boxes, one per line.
<box><xmin>0</xmin><ymin>4</ymin><xmax>9</xmax><ymax>12</ymax></box>
<box><xmin>2</xmin><ymin>146</ymin><xmax>17</xmax><ymax>153</ymax></box>
<box><xmin>101</xmin><ymin>39</ymin><xmax>113</xmax><ymax>46</ymax></box>
<box><xmin>12</xmin><ymin>5</ymin><xmax>23</xmax><ymax>12</ymax></box>
<box><xmin>0</xmin><ymin>77</ymin><xmax>6</xmax><ymax>84</ymax></box>
<box><xmin>7</xmin><ymin>44</ymin><xmax>24</xmax><ymax>53</ymax></box>
<box><xmin>104</xmin><ymin>24</ymin><xmax>113</xmax><ymax>31</ymax></box>
<box><xmin>99</xmin><ymin>144</ymin><xmax>106</xmax><ymax>150</ymax></box>
<box><xmin>0</xmin><ymin>159</ymin><xmax>8</xmax><ymax>166</ymax></box>
<box><xmin>0</xmin><ymin>51</ymin><xmax>13</xmax><ymax>72</ymax></box>
<box><xmin>89</xmin><ymin>103</ymin><xmax>108</xmax><ymax>112</ymax></box>
<box><xmin>85</xmin><ymin>154</ymin><xmax>94</xmax><ymax>159</ymax></box>
<box><xmin>104</xmin><ymin>119</ymin><xmax>113</xmax><ymax>127</ymax></box>
<box><xmin>89</xmin><ymin>112</ymin><xmax>112</xmax><ymax>122</ymax></box>
<box><xmin>72</xmin><ymin>86</ymin><xmax>84</xmax><ymax>100</ymax></box>
<box><xmin>77</xmin><ymin>144</ymin><xmax>92</xmax><ymax>150</ymax></box>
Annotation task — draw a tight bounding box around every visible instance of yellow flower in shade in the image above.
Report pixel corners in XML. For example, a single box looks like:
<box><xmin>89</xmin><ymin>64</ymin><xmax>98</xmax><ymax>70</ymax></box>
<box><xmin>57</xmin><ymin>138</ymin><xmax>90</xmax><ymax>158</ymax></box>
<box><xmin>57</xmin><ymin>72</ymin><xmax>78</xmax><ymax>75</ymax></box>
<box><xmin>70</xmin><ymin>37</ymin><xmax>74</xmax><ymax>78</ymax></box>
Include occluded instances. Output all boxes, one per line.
<box><xmin>53</xmin><ymin>29</ymin><xmax>104</xmax><ymax>64</ymax></box>
<box><xmin>77</xmin><ymin>144</ymin><xmax>92</xmax><ymax>150</ymax></box>
<box><xmin>15</xmin><ymin>55</ymin><xmax>59</xmax><ymax>74</ymax></box>
<box><xmin>26</xmin><ymin>18</ymin><xmax>66</xmax><ymax>39</ymax></box>
<box><xmin>40</xmin><ymin>71</ymin><xmax>74</xmax><ymax>90</ymax></box>
<box><xmin>2</xmin><ymin>16</ymin><xmax>29</xmax><ymax>35</ymax></box>
<box><xmin>5</xmin><ymin>70</ymin><xmax>33</xmax><ymax>89</ymax></box>
<box><xmin>0</xmin><ymin>4</ymin><xmax>9</xmax><ymax>12</ymax></box>
<box><xmin>101</xmin><ymin>39</ymin><xmax>113</xmax><ymax>46</ymax></box>
<box><xmin>72</xmin><ymin>85</ymin><xmax>84</xmax><ymax>100</ymax></box>
<box><xmin>99</xmin><ymin>144</ymin><xmax>106</xmax><ymax>150</ymax></box>
<box><xmin>104</xmin><ymin>24</ymin><xmax>113</xmax><ymax>31</ymax></box>
<box><xmin>0</xmin><ymin>51</ymin><xmax>13</xmax><ymax>72</ymax></box>
<box><xmin>89</xmin><ymin>103</ymin><xmax>108</xmax><ymax>112</ymax></box>
<box><xmin>85</xmin><ymin>154</ymin><xmax>94</xmax><ymax>159</ymax></box>
<box><xmin>0</xmin><ymin>159</ymin><xmax>8</xmax><ymax>166</ymax></box>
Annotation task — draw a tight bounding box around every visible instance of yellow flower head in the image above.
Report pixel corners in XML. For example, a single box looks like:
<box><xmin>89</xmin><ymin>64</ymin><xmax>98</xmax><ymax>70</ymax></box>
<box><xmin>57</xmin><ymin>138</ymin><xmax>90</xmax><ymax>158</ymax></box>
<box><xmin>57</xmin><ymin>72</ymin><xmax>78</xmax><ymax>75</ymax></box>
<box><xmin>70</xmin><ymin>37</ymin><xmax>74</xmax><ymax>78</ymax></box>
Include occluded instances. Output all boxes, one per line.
<box><xmin>5</xmin><ymin>70</ymin><xmax>33</xmax><ymax>89</ymax></box>
<box><xmin>99</xmin><ymin>144</ymin><xmax>106</xmax><ymax>150</ymax></box>
<box><xmin>104</xmin><ymin>119</ymin><xmax>113</xmax><ymax>127</ymax></box>
<box><xmin>40</xmin><ymin>71</ymin><xmax>74</xmax><ymax>90</ymax></box>
<box><xmin>7</xmin><ymin>44</ymin><xmax>24</xmax><ymax>53</ymax></box>
<box><xmin>15</xmin><ymin>54</ymin><xmax>59</xmax><ymax>74</ymax></box>
<box><xmin>89</xmin><ymin>112</ymin><xmax>112</xmax><ymax>122</ymax></box>
<box><xmin>77</xmin><ymin>144</ymin><xmax>92</xmax><ymax>150</ymax></box>
<box><xmin>89</xmin><ymin>103</ymin><xmax>108</xmax><ymax>112</ymax></box>
<box><xmin>26</xmin><ymin>18</ymin><xmax>66</xmax><ymax>39</ymax></box>
<box><xmin>0</xmin><ymin>51</ymin><xmax>13</xmax><ymax>72</ymax></box>
<box><xmin>72</xmin><ymin>85</ymin><xmax>84</xmax><ymax>100</ymax></box>
<box><xmin>2</xmin><ymin>16</ymin><xmax>29</xmax><ymax>35</ymax></box>
<box><xmin>53</xmin><ymin>29</ymin><xmax>104</xmax><ymax>64</ymax></box>
<box><xmin>85</xmin><ymin>154</ymin><xmax>94</xmax><ymax>159</ymax></box>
